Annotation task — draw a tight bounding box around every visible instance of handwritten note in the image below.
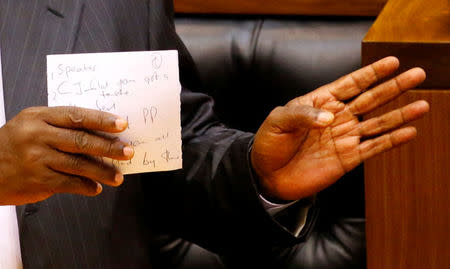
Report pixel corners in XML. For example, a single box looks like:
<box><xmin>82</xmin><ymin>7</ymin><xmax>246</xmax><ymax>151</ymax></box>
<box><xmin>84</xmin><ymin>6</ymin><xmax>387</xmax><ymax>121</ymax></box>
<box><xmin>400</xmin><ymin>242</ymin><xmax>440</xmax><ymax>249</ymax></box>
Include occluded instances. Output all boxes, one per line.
<box><xmin>47</xmin><ymin>50</ymin><xmax>182</xmax><ymax>174</ymax></box>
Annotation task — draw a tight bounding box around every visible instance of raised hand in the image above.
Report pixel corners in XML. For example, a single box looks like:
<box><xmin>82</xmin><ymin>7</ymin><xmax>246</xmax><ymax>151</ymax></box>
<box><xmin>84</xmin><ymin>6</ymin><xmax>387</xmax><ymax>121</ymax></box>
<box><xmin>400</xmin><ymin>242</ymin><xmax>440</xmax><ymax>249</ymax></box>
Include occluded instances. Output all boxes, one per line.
<box><xmin>0</xmin><ymin>107</ymin><xmax>133</xmax><ymax>205</ymax></box>
<box><xmin>251</xmin><ymin>57</ymin><xmax>429</xmax><ymax>201</ymax></box>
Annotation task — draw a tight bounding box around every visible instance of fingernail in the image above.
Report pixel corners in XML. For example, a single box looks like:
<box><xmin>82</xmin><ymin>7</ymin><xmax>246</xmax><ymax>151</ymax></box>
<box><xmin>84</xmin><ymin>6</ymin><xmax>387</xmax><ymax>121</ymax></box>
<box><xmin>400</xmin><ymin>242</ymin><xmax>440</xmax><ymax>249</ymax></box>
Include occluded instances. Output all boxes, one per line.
<box><xmin>317</xmin><ymin>112</ymin><xmax>334</xmax><ymax>125</ymax></box>
<box><xmin>95</xmin><ymin>183</ymin><xmax>103</xmax><ymax>194</ymax></box>
<box><xmin>123</xmin><ymin>146</ymin><xmax>134</xmax><ymax>158</ymax></box>
<box><xmin>115</xmin><ymin>173</ymin><xmax>124</xmax><ymax>185</ymax></box>
<box><xmin>115</xmin><ymin>118</ymin><xmax>128</xmax><ymax>130</ymax></box>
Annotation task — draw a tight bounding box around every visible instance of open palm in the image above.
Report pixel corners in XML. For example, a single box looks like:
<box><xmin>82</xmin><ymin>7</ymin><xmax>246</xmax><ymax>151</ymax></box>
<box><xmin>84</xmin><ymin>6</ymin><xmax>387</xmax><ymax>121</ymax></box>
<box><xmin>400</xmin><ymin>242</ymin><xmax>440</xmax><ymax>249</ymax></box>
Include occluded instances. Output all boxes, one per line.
<box><xmin>251</xmin><ymin>57</ymin><xmax>429</xmax><ymax>201</ymax></box>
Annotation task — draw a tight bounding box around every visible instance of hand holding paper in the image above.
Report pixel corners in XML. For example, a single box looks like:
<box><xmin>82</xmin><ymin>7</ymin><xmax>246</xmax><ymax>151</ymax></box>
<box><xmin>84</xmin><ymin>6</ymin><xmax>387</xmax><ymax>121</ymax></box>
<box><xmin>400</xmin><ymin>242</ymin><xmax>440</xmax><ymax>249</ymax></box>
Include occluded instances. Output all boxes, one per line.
<box><xmin>0</xmin><ymin>50</ymin><xmax>183</xmax><ymax>205</ymax></box>
<box><xmin>47</xmin><ymin>50</ymin><xmax>183</xmax><ymax>174</ymax></box>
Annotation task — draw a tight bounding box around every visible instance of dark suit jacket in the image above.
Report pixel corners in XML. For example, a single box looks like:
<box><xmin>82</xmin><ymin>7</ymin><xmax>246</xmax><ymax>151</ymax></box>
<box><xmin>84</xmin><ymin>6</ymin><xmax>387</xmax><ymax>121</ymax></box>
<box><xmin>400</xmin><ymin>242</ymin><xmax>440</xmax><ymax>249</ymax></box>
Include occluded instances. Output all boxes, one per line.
<box><xmin>0</xmin><ymin>0</ymin><xmax>317</xmax><ymax>268</ymax></box>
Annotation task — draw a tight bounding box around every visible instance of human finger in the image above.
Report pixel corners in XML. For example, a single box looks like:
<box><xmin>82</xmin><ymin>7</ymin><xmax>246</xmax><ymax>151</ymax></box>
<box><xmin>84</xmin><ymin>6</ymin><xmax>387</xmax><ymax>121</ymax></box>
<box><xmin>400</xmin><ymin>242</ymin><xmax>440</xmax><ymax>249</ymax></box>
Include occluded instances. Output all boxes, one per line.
<box><xmin>267</xmin><ymin>104</ymin><xmax>335</xmax><ymax>132</ymax></box>
<box><xmin>46</xmin><ymin>126</ymin><xmax>134</xmax><ymax>160</ymax></box>
<box><xmin>43</xmin><ymin>106</ymin><xmax>128</xmax><ymax>133</ymax></box>
<box><xmin>327</xmin><ymin>56</ymin><xmax>400</xmax><ymax>101</ymax></box>
<box><xmin>47</xmin><ymin>152</ymin><xmax>124</xmax><ymax>187</ymax></box>
<box><xmin>51</xmin><ymin>172</ymin><xmax>102</xmax><ymax>197</ymax></box>
<box><xmin>358</xmin><ymin>100</ymin><xmax>429</xmax><ymax>137</ymax></box>
<box><xmin>348</xmin><ymin>68</ymin><xmax>426</xmax><ymax>115</ymax></box>
<box><xmin>359</xmin><ymin>126</ymin><xmax>417</xmax><ymax>161</ymax></box>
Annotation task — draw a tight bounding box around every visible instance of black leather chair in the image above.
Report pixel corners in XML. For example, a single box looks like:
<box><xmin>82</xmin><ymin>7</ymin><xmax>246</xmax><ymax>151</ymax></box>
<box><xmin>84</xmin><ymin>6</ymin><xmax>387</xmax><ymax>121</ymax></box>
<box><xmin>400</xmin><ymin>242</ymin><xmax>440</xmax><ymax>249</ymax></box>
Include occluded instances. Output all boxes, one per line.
<box><xmin>153</xmin><ymin>16</ymin><xmax>373</xmax><ymax>269</ymax></box>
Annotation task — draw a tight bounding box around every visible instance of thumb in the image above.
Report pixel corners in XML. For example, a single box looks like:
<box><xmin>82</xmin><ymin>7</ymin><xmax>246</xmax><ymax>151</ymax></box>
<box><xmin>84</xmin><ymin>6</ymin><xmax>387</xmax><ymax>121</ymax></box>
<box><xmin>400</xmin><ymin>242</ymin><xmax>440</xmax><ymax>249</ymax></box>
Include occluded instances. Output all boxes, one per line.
<box><xmin>267</xmin><ymin>105</ymin><xmax>335</xmax><ymax>132</ymax></box>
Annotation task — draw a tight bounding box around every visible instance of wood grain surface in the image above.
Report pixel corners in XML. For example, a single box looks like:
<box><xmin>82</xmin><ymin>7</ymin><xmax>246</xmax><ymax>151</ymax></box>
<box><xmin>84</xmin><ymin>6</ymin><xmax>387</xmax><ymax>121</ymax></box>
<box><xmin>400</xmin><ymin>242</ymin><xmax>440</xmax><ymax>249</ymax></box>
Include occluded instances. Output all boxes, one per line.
<box><xmin>362</xmin><ymin>0</ymin><xmax>450</xmax><ymax>88</ymax></box>
<box><xmin>364</xmin><ymin>1</ymin><xmax>450</xmax><ymax>268</ymax></box>
<box><xmin>174</xmin><ymin>0</ymin><xmax>387</xmax><ymax>16</ymax></box>
<box><xmin>364</xmin><ymin>90</ymin><xmax>450</xmax><ymax>269</ymax></box>
<box><xmin>364</xmin><ymin>0</ymin><xmax>450</xmax><ymax>42</ymax></box>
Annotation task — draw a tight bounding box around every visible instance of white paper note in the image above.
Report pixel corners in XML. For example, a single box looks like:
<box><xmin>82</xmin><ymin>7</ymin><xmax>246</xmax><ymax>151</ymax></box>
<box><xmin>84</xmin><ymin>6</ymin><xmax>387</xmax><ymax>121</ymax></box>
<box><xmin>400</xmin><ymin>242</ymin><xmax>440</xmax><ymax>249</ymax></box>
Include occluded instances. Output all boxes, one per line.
<box><xmin>47</xmin><ymin>50</ymin><xmax>182</xmax><ymax>174</ymax></box>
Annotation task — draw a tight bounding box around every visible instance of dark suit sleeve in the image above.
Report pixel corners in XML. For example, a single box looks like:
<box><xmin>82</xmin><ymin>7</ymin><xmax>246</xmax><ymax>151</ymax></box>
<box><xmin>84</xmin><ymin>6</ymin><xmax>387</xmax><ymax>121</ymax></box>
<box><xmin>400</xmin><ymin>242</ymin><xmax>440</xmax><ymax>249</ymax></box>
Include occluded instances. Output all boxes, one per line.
<box><xmin>143</xmin><ymin>0</ymin><xmax>319</xmax><ymax>255</ymax></box>
<box><xmin>143</xmin><ymin>88</ymin><xmax>318</xmax><ymax>255</ymax></box>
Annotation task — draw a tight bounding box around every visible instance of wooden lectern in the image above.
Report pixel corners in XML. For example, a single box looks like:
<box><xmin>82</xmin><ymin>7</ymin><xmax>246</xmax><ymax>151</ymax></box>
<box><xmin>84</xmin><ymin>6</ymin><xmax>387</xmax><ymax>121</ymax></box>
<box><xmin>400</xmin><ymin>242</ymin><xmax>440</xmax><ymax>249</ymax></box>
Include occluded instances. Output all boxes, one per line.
<box><xmin>363</xmin><ymin>0</ymin><xmax>450</xmax><ymax>268</ymax></box>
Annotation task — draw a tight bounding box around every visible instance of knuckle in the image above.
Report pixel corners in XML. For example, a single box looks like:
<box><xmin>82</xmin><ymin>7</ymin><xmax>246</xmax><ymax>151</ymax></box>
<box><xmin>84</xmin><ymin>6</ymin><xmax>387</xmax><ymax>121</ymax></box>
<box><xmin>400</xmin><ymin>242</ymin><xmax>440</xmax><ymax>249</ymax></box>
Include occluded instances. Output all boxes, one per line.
<box><xmin>285</xmin><ymin>97</ymin><xmax>301</xmax><ymax>107</ymax></box>
<box><xmin>269</xmin><ymin>106</ymin><xmax>284</xmax><ymax>117</ymax></box>
<box><xmin>13</xmin><ymin>124</ymin><xmax>36</xmax><ymax>143</ymax></box>
<box><xmin>24</xmin><ymin>147</ymin><xmax>44</xmax><ymax>164</ymax></box>
<box><xmin>21</xmin><ymin>107</ymin><xmax>43</xmax><ymax>117</ymax></box>
<box><xmin>25</xmin><ymin>122</ymin><xmax>43</xmax><ymax>137</ymax></box>
<box><xmin>376</xmin><ymin>136</ymin><xmax>389</xmax><ymax>148</ymax></box>
<box><xmin>39</xmin><ymin>173</ymin><xmax>55</xmax><ymax>186</ymax></box>
<box><xmin>348</xmin><ymin>103</ymin><xmax>361</xmax><ymax>115</ymax></box>
<box><xmin>65</xmin><ymin>107</ymin><xmax>86</xmax><ymax>125</ymax></box>
<box><xmin>106</xmin><ymin>140</ymin><xmax>116</xmax><ymax>156</ymax></box>
<box><xmin>291</xmin><ymin>105</ymin><xmax>317</xmax><ymax>124</ymax></box>
<box><xmin>96</xmin><ymin>112</ymin><xmax>106</xmax><ymax>128</ymax></box>
<box><xmin>298</xmin><ymin>105</ymin><xmax>315</xmax><ymax>117</ymax></box>
<box><xmin>14</xmin><ymin>108</ymin><xmax>45</xmax><ymax>129</ymax></box>
<box><xmin>376</xmin><ymin>116</ymin><xmax>389</xmax><ymax>127</ymax></box>
<box><xmin>74</xmin><ymin>132</ymin><xmax>89</xmax><ymax>150</ymax></box>
<box><xmin>68</xmin><ymin>156</ymin><xmax>84</xmax><ymax>171</ymax></box>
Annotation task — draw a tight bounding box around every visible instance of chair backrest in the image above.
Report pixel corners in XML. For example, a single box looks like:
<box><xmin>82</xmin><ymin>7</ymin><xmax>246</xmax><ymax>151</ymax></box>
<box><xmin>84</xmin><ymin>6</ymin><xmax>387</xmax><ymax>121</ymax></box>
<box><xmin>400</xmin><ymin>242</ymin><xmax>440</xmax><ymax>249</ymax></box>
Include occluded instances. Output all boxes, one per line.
<box><xmin>176</xmin><ymin>17</ymin><xmax>373</xmax><ymax>132</ymax></box>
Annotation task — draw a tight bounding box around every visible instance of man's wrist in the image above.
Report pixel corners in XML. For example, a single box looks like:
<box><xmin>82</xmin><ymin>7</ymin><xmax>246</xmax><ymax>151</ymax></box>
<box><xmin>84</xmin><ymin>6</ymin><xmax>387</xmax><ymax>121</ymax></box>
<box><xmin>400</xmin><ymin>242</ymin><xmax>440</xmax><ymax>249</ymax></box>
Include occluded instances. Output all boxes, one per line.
<box><xmin>259</xmin><ymin>194</ymin><xmax>298</xmax><ymax>215</ymax></box>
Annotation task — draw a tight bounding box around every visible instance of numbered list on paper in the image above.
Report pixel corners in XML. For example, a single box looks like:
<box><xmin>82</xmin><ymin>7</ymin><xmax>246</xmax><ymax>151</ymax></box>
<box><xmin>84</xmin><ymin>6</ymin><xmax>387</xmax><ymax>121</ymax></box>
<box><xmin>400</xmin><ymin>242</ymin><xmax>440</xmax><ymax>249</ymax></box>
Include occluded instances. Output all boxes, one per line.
<box><xmin>47</xmin><ymin>51</ymin><xmax>182</xmax><ymax>174</ymax></box>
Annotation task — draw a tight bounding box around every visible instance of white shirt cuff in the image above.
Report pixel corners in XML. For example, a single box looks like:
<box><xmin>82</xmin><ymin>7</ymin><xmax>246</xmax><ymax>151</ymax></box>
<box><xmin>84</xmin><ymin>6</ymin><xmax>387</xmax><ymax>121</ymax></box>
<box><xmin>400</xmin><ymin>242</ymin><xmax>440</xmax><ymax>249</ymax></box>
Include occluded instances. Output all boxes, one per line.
<box><xmin>258</xmin><ymin>194</ymin><xmax>311</xmax><ymax>237</ymax></box>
